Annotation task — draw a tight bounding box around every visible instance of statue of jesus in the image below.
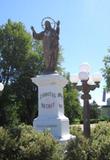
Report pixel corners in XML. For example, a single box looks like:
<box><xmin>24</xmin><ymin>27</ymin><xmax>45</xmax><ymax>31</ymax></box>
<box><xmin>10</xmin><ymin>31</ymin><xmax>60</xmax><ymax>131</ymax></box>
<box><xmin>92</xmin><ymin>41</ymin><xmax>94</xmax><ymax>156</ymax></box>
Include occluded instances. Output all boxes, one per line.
<box><xmin>31</xmin><ymin>17</ymin><xmax>60</xmax><ymax>73</ymax></box>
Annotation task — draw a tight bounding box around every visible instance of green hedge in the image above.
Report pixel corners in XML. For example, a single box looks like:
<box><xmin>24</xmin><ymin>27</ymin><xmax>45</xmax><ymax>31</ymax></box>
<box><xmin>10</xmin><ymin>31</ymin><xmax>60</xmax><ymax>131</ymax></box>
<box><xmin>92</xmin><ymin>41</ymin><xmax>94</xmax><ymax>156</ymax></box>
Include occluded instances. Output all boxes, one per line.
<box><xmin>65</xmin><ymin>122</ymin><xmax>110</xmax><ymax>160</ymax></box>
<box><xmin>1</xmin><ymin>122</ymin><xmax>110</xmax><ymax>160</ymax></box>
<box><xmin>90</xmin><ymin>122</ymin><xmax>110</xmax><ymax>160</ymax></box>
<box><xmin>0</xmin><ymin>124</ymin><xmax>63</xmax><ymax>160</ymax></box>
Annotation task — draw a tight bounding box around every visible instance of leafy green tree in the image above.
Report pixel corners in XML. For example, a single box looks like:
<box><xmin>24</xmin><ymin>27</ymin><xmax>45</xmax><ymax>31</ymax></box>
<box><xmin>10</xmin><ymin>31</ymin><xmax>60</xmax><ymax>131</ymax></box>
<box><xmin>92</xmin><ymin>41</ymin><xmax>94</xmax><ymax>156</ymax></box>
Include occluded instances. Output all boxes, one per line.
<box><xmin>64</xmin><ymin>73</ymin><xmax>82</xmax><ymax>124</ymax></box>
<box><xmin>90</xmin><ymin>100</ymin><xmax>100</xmax><ymax>120</ymax></box>
<box><xmin>0</xmin><ymin>20</ymin><xmax>43</xmax><ymax>126</ymax></box>
<box><xmin>102</xmin><ymin>52</ymin><xmax>110</xmax><ymax>90</ymax></box>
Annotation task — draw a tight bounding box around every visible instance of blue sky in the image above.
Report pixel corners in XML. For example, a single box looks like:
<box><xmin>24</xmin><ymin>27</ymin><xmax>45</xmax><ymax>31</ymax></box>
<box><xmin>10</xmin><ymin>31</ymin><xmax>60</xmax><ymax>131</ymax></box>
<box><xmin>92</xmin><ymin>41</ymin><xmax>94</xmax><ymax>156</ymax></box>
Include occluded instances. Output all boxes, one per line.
<box><xmin>1</xmin><ymin>0</ymin><xmax>110</xmax><ymax>104</ymax></box>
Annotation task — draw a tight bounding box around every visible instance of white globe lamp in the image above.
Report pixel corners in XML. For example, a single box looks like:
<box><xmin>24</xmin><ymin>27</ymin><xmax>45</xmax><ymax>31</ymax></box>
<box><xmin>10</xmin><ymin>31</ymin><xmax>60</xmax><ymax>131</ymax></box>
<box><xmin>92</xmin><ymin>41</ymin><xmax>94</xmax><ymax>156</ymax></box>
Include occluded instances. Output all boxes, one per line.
<box><xmin>79</xmin><ymin>71</ymin><xmax>89</xmax><ymax>81</ymax></box>
<box><xmin>80</xmin><ymin>63</ymin><xmax>91</xmax><ymax>73</ymax></box>
<box><xmin>92</xmin><ymin>73</ymin><xmax>102</xmax><ymax>83</ymax></box>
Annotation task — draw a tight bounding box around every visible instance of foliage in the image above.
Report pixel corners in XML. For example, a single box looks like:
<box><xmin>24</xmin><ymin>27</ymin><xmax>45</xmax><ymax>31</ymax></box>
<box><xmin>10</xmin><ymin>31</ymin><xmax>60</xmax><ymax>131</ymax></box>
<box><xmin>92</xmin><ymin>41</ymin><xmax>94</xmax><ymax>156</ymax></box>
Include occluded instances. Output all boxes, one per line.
<box><xmin>0</xmin><ymin>124</ymin><xmax>63</xmax><ymax>160</ymax></box>
<box><xmin>65</xmin><ymin>122</ymin><xmax>110</xmax><ymax>160</ymax></box>
<box><xmin>90</xmin><ymin>122</ymin><xmax>110</xmax><ymax>160</ymax></box>
<box><xmin>64</xmin><ymin>134</ymin><xmax>88</xmax><ymax>160</ymax></box>
<box><xmin>1</xmin><ymin>122</ymin><xmax>110</xmax><ymax>160</ymax></box>
<box><xmin>0</xmin><ymin>19</ymin><xmax>32</xmax><ymax>84</ymax></box>
<box><xmin>90</xmin><ymin>100</ymin><xmax>100</xmax><ymax>120</ymax></box>
<box><xmin>0</xmin><ymin>88</ymin><xmax>22</xmax><ymax>126</ymax></box>
<box><xmin>56</xmin><ymin>46</ymin><xmax>65</xmax><ymax>74</ymax></box>
<box><xmin>102</xmin><ymin>52</ymin><xmax>110</xmax><ymax>91</ymax></box>
<box><xmin>0</xmin><ymin>20</ymin><xmax>43</xmax><ymax>125</ymax></box>
<box><xmin>64</xmin><ymin>73</ymin><xmax>82</xmax><ymax>124</ymax></box>
<box><xmin>70</xmin><ymin>125</ymin><xmax>83</xmax><ymax>136</ymax></box>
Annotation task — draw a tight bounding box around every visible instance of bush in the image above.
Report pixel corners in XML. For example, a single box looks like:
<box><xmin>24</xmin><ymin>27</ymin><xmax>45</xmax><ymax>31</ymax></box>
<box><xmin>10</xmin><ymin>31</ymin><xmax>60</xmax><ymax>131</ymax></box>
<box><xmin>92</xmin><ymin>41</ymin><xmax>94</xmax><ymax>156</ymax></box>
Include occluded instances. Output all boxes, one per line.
<box><xmin>65</xmin><ymin>122</ymin><xmax>110</xmax><ymax>160</ymax></box>
<box><xmin>0</xmin><ymin>124</ymin><xmax>63</xmax><ymax>160</ymax></box>
<box><xmin>70</xmin><ymin>125</ymin><xmax>83</xmax><ymax>136</ymax></box>
<box><xmin>89</xmin><ymin>122</ymin><xmax>110</xmax><ymax>160</ymax></box>
<box><xmin>64</xmin><ymin>135</ymin><xmax>88</xmax><ymax>160</ymax></box>
<box><xmin>1</xmin><ymin>122</ymin><xmax>110</xmax><ymax>160</ymax></box>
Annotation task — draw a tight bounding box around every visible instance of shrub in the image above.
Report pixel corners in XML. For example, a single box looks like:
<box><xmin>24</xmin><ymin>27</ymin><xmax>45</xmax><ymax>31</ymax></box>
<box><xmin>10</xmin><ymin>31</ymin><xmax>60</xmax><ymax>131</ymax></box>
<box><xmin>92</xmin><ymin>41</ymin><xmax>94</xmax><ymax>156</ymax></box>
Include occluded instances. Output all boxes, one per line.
<box><xmin>70</xmin><ymin>125</ymin><xmax>83</xmax><ymax>136</ymax></box>
<box><xmin>89</xmin><ymin>122</ymin><xmax>110</xmax><ymax>160</ymax></box>
<box><xmin>0</xmin><ymin>124</ymin><xmax>63</xmax><ymax>160</ymax></box>
<box><xmin>64</xmin><ymin>135</ymin><xmax>88</xmax><ymax>160</ymax></box>
<box><xmin>65</xmin><ymin>122</ymin><xmax>110</xmax><ymax>160</ymax></box>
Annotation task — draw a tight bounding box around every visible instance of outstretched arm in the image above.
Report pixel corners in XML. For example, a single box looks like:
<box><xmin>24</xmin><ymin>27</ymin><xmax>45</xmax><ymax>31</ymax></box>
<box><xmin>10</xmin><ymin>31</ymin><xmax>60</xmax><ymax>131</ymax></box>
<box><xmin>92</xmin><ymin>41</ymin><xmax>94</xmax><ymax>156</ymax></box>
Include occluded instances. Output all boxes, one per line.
<box><xmin>31</xmin><ymin>26</ymin><xmax>35</xmax><ymax>32</ymax></box>
<box><xmin>31</xmin><ymin>26</ymin><xmax>43</xmax><ymax>40</ymax></box>
<box><xmin>56</xmin><ymin>21</ymin><xmax>60</xmax><ymax>35</ymax></box>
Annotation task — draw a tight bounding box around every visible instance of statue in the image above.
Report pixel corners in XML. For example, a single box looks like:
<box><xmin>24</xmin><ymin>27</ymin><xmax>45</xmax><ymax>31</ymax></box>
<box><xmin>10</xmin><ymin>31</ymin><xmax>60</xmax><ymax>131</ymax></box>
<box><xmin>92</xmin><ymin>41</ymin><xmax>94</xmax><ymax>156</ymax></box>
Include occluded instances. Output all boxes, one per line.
<box><xmin>31</xmin><ymin>17</ymin><xmax>60</xmax><ymax>73</ymax></box>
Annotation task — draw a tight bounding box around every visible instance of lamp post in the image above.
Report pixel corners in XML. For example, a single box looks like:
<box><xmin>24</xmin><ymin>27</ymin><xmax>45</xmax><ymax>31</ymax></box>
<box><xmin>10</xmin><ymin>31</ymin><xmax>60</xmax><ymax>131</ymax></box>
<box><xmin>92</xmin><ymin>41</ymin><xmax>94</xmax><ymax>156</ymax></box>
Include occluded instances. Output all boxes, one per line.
<box><xmin>71</xmin><ymin>63</ymin><xmax>101</xmax><ymax>138</ymax></box>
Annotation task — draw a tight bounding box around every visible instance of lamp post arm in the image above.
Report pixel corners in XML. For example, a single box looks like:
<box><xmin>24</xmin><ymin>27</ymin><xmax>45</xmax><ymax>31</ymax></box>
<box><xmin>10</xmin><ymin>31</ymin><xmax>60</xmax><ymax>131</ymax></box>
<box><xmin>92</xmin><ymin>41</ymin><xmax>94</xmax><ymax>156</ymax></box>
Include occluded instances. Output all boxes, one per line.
<box><xmin>89</xmin><ymin>82</ymin><xmax>100</xmax><ymax>91</ymax></box>
<box><xmin>72</xmin><ymin>83</ymin><xmax>82</xmax><ymax>91</ymax></box>
<box><xmin>76</xmin><ymin>85</ymin><xmax>82</xmax><ymax>91</ymax></box>
<box><xmin>90</xmin><ymin>85</ymin><xmax>97</xmax><ymax>90</ymax></box>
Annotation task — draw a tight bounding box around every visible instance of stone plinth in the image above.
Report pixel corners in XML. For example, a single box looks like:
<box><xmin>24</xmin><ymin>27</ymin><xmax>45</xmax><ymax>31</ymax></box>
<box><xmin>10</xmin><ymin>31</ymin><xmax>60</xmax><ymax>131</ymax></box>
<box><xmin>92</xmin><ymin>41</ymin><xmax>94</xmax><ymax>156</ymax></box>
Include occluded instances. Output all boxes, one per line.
<box><xmin>32</xmin><ymin>73</ymin><xmax>75</xmax><ymax>142</ymax></box>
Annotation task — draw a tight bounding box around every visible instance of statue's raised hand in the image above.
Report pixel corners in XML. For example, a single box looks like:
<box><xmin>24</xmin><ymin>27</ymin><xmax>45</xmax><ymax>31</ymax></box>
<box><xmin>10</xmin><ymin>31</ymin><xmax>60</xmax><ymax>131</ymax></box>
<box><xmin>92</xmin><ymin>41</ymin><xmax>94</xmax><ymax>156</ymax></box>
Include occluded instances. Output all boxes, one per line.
<box><xmin>31</xmin><ymin>26</ymin><xmax>35</xmax><ymax>32</ymax></box>
<box><xmin>57</xmin><ymin>21</ymin><xmax>60</xmax><ymax>26</ymax></box>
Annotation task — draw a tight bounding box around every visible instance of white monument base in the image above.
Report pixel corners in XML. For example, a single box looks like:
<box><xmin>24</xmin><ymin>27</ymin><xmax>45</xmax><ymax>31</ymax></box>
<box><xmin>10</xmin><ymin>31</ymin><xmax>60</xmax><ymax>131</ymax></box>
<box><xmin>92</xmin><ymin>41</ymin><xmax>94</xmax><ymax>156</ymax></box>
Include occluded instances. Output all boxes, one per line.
<box><xmin>32</xmin><ymin>73</ymin><xmax>75</xmax><ymax>142</ymax></box>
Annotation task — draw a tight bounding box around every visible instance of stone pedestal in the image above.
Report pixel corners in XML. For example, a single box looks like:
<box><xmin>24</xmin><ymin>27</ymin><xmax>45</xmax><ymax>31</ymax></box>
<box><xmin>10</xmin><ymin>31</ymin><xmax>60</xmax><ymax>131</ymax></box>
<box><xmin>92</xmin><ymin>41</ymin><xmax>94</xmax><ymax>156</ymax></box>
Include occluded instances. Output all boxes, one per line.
<box><xmin>32</xmin><ymin>73</ymin><xmax>75</xmax><ymax>142</ymax></box>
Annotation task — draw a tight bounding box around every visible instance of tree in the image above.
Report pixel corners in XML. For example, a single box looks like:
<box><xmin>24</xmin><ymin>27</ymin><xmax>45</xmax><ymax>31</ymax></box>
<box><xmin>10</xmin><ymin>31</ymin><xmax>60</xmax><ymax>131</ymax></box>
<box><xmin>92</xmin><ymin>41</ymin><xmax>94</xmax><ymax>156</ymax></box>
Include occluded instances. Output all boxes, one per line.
<box><xmin>0</xmin><ymin>20</ymin><xmax>43</xmax><ymax>126</ymax></box>
<box><xmin>90</xmin><ymin>100</ymin><xmax>99</xmax><ymax>120</ymax></box>
<box><xmin>102</xmin><ymin>52</ymin><xmax>110</xmax><ymax>90</ymax></box>
<box><xmin>64</xmin><ymin>73</ymin><xmax>82</xmax><ymax>124</ymax></box>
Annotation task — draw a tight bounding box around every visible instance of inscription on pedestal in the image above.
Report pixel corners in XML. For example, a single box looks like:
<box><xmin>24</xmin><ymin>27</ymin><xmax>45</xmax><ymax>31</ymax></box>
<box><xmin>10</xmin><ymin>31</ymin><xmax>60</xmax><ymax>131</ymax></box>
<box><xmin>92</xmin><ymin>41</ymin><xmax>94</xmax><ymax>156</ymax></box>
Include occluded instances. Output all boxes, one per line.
<box><xmin>40</xmin><ymin>91</ymin><xmax>63</xmax><ymax>109</ymax></box>
<box><xmin>40</xmin><ymin>92</ymin><xmax>56</xmax><ymax>99</ymax></box>
<box><xmin>41</xmin><ymin>102</ymin><xmax>55</xmax><ymax>109</ymax></box>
